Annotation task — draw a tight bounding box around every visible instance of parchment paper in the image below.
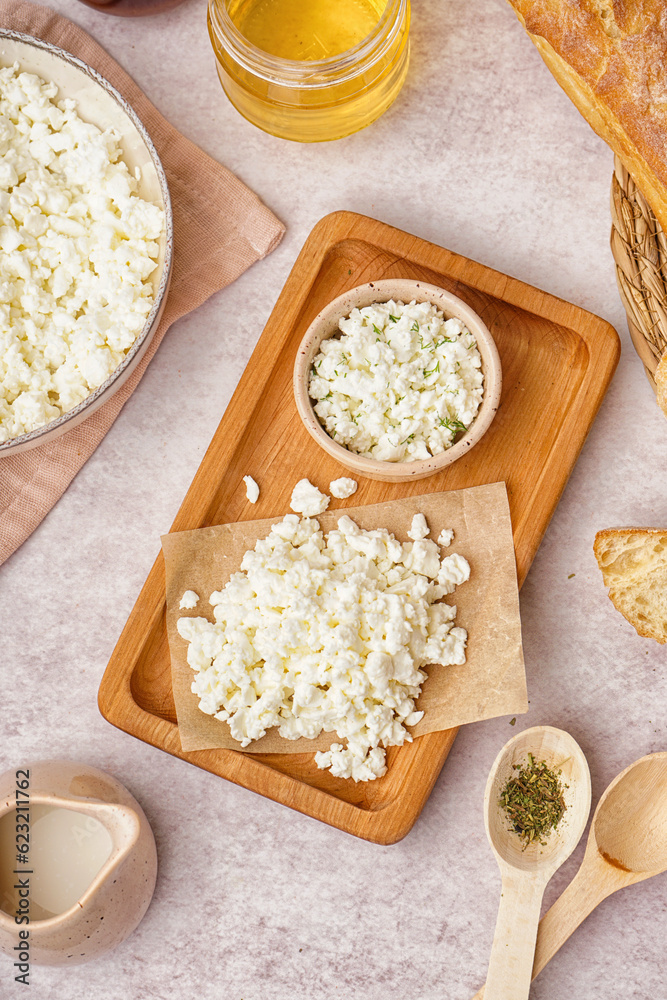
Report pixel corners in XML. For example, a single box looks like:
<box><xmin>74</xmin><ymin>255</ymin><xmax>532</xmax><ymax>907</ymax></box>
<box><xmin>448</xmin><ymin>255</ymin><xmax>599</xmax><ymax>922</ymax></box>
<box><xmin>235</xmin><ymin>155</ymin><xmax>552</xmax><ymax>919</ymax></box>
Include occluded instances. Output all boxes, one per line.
<box><xmin>161</xmin><ymin>482</ymin><xmax>527</xmax><ymax>753</ymax></box>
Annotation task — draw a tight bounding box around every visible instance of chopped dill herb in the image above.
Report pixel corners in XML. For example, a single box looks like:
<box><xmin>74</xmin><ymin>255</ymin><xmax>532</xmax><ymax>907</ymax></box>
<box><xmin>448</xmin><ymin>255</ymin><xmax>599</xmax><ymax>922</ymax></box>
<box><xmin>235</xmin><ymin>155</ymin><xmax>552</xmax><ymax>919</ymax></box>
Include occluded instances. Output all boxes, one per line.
<box><xmin>373</xmin><ymin>323</ymin><xmax>382</xmax><ymax>336</ymax></box>
<box><xmin>439</xmin><ymin>416</ymin><xmax>467</xmax><ymax>434</ymax></box>
<box><xmin>411</xmin><ymin>321</ymin><xmax>420</xmax><ymax>333</ymax></box>
<box><xmin>434</xmin><ymin>336</ymin><xmax>454</xmax><ymax>348</ymax></box>
<box><xmin>389</xmin><ymin>314</ymin><xmax>399</xmax><ymax>323</ymax></box>
<box><xmin>424</xmin><ymin>361</ymin><xmax>440</xmax><ymax>377</ymax></box>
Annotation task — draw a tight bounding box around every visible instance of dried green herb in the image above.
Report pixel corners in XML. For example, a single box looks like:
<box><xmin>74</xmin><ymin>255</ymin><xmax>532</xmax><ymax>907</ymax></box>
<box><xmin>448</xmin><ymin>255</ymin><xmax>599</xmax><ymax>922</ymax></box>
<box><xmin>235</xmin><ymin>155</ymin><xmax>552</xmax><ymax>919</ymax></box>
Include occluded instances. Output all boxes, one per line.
<box><xmin>499</xmin><ymin>753</ymin><xmax>567</xmax><ymax>848</ymax></box>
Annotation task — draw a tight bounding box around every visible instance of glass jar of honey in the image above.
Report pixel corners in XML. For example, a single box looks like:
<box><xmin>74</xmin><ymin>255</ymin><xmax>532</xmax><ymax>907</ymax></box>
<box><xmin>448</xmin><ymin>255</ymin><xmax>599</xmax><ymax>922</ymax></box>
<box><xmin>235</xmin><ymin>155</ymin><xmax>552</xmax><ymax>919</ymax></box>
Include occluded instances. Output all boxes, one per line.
<box><xmin>207</xmin><ymin>0</ymin><xmax>411</xmax><ymax>142</ymax></box>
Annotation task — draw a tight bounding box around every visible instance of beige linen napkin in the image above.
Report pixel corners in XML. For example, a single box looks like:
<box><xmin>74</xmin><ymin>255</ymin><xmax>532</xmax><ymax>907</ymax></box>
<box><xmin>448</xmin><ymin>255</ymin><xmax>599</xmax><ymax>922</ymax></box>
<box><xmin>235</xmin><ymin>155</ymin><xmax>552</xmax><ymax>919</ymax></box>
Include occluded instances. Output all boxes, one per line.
<box><xmin>0</xmin><ymin>0</ymin><xmax>285</xmax><ymax>566</ymax></box>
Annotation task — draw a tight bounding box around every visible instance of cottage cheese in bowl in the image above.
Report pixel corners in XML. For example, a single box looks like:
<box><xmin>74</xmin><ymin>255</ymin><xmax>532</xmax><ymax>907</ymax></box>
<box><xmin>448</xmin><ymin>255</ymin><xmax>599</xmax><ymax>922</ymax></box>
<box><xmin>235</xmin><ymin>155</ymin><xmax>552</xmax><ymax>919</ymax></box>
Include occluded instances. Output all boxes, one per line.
<box><xmin>309</xmin><ymin>299</ymin><xmax>484</xmax><ymax>462</ymax></box>
<box><xmin>293</xmin><ymin>280</ymin><xmax>502</xmax><ymax>483</ymax></box>
<box><xmin>0</xmin><ymin>33</ymin><xmax>172</xmax><ymax>454</ymax></box>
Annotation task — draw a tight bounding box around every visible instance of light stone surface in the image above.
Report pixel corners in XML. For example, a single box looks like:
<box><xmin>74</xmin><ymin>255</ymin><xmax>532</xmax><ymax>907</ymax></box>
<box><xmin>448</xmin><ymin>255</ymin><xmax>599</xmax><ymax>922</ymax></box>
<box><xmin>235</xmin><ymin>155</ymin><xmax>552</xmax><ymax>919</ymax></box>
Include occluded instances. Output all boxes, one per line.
<box><xmin>2</xmin><ymin>0</ymin><xmax>667</xmax><ymax>996</ymax></box>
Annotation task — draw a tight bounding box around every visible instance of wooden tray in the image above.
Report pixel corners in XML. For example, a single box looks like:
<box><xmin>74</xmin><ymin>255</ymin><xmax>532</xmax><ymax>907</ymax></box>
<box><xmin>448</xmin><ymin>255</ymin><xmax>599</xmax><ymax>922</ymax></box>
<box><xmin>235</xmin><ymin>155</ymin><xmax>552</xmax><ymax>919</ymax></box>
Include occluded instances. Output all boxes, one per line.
<box><xmin>99</xmin><ymin>211</ymin><xmax>620</xmax><ymax>845</ymax></box>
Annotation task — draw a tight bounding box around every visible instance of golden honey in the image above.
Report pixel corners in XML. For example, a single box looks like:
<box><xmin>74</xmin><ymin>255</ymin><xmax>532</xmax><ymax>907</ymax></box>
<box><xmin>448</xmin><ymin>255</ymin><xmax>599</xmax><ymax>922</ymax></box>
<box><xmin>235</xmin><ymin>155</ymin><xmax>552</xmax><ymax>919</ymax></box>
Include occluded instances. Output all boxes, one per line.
<box><xmin>208</xmin><ymin>0</ymin><xmax>410</xmax><ymax>142</ymax></box>
<box><xmin>228</xmin><ymin>0</ymin><xmax>384</xmax><ymax>60</ymax></box>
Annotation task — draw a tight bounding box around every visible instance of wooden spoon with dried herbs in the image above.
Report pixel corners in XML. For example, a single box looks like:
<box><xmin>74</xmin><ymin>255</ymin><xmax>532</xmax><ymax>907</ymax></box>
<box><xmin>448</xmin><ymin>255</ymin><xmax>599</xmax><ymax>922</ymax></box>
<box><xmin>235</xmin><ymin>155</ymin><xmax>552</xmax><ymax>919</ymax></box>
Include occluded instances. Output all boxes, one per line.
<box><xmin>482</xmin><ymin>726</ymin><xmax>591</xmax><ymax>1000</ymax></box>
<box><xmin>472</xmin><ymin>751</ymin><xmax>667</xmax><ymax>1000</ymax></box>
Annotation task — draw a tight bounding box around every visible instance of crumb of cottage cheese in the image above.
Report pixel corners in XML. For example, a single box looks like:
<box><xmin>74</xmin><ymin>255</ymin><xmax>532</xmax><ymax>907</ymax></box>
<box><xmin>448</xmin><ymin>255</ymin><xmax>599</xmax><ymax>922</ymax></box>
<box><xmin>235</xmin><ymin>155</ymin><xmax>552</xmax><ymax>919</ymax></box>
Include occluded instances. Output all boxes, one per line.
<box><xmin>309</xmin><ymin>299</ymin><xmax>484</xmax><ymax>463</ymax></box>
<box><xmin>179</xmin><ymin>590</ymin><xmax>199</xmax><ymax>610</ymax></box>
<box><xmin>438</xmin><ymin>528</ymin><xmax>454</xmax><ymax>547</ymax></box>
<box><xmin>438</xmin><ymin>552</ymin><xmax>470</xmax><ymax>591</ymax></box>
<box><xmin>0</xmin><ymin>64</ymin><xmax>165</xmax><ymax>443</ymax></box>
<box><xmin>177</xmin><ymin>511</ymin><xmax>470</xmax><ymax>782</ymax></box>
<box><xmin>243</xmin><ymin>475</ymin><xmax>259</xmax><ymax>503</ymax></box>
<box><xmin>290</xmin><ymin>478</ymin><xmax>329</xmax><ymax>516</ymax></box>
<box><xmin>329</xmin><ymin>476</ymin><xmax>357</xmax><ymax>500</ymax></box>
<box><xmin>408</xmin><ymin>512</ymin><xmax>430</xmax><ymax>541</ymax></box>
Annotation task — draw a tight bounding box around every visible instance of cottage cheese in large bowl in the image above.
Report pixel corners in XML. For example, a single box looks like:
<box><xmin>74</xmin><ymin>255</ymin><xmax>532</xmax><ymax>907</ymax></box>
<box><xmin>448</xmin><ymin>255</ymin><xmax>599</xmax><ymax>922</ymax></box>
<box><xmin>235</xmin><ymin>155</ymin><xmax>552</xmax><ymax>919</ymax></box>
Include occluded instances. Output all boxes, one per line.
<box><xmin>0</xmin><ymin>31</ymin><xmax>172</xmax><ymax>455</ymax></box>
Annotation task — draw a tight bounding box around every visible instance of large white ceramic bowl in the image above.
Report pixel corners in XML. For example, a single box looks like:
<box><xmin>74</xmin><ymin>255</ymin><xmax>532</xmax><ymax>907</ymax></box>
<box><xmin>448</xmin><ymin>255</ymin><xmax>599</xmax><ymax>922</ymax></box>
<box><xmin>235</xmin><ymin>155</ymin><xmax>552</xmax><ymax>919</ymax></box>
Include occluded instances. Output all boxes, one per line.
<box><xmin>293</xmin><ymin>279</ymin><xmax>502</xmax><ymax>483</ymax></box>
<box><xmin>0</xmin><ymin>30</ymin><xmax>173</xmax><ymax>457</ymax></box>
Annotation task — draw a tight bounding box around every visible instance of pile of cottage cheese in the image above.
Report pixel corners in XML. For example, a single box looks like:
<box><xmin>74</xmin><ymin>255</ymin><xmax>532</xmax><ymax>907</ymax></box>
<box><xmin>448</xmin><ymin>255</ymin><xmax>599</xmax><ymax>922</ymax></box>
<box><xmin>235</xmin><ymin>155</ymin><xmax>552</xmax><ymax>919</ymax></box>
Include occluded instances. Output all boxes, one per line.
<box><xmin>0</xmin><ymin>64</ymin><xmax>165</xmax><ymax>442</ymax></box>
<box><xmin>177</xmin><ymin>509</ymin><xmax>470</xmax><ymax>782</ymax></box>
<box><xmin>308</xmin><ymin>299</ymin><xmax>484</xmax><ymax>462</ymax></box>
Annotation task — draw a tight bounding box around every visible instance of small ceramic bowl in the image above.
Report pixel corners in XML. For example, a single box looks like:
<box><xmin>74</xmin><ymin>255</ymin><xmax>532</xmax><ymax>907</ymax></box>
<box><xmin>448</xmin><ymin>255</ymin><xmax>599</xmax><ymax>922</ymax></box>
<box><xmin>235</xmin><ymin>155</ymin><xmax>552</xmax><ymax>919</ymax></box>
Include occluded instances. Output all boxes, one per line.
<box><xmin>293</xmin><ymin>279</ymin><xmax>502</xmax><ymax>483</ymax></box>
<box><xmin>0</xmin><ymin>30</ymin><xmax>173</xmax><ymax>457</ymax></box>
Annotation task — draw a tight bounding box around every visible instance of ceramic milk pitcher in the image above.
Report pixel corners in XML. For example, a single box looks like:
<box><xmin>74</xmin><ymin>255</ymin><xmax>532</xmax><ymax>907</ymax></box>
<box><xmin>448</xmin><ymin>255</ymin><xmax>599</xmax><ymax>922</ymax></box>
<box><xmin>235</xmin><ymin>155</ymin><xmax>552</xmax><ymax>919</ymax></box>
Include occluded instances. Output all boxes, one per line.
<box><xmin>0</xmin><ymin>760</ymin><xmax>157</xmax><ymax>966</ymax></box>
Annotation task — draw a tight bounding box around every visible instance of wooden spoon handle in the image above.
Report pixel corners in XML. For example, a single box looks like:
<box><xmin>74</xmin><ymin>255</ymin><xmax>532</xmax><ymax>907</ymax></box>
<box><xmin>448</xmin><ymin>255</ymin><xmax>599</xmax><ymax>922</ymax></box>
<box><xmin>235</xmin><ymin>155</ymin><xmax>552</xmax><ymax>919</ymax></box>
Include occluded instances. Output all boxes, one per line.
<box><xmin>470</xmin><ymin>852</ymin><xmax>629</xmax><ymax>1000</ymax></box>
<box><xmin>532</xmin><ymin>849</ymin><xmax>629</xmax><ymax>977</ymax></box>
<box><xmin>484</xmin><ymin>871</ymin><xmax>547</xmax><ymax>1000</ymax></box>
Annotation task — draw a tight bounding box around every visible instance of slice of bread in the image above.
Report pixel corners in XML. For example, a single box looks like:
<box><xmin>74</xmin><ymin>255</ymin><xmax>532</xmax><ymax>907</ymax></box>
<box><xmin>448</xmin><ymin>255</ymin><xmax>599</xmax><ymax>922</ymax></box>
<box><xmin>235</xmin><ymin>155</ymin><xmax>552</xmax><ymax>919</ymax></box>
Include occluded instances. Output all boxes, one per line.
<box><xmin>594</xmin><ymin>528</ymin><xmax>667</xmax><ymax>643</ymax></box>
<box><xmin>656</xmin><ymin>351</ymin><xmax>667</xmax><ymax>419</ymax></box>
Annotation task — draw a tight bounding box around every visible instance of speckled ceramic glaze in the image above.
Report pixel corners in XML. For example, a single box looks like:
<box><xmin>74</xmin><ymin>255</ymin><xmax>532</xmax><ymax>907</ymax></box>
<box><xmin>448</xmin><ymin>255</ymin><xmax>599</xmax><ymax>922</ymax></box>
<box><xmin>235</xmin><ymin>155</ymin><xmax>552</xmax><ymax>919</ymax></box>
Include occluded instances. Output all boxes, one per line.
<box><xmin>293</xmin><ymin>279</ymin><xmax>502</xmax><ymax>482</ymax></box>
<box><xmin>0</xmin><ymin>761</ymin><xmax>157</xmax><ymax>966</ymax></box>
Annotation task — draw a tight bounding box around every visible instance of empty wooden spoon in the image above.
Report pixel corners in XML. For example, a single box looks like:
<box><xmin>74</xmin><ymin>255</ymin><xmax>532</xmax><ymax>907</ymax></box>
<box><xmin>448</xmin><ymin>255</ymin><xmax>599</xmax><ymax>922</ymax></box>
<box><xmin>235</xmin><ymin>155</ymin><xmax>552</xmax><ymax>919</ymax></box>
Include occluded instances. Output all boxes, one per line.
<box><xmin>483</xmin><ymin>726</ymin><xmax>592</xmax><ymax>1000</ymax></box>
<box><xmin>472</xmin><ymin>751</ymin><xmax>667</xmax><ymax>999</ymax></box>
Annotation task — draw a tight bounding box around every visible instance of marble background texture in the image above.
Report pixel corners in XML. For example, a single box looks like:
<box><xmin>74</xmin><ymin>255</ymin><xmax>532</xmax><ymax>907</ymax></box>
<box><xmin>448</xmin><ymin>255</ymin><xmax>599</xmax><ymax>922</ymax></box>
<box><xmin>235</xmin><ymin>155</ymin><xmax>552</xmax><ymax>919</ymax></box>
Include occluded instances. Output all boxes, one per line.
<box><xmin>2</xmin><ymin>0</ymin><xmax>667</xmax><ymax>997</ymax></box>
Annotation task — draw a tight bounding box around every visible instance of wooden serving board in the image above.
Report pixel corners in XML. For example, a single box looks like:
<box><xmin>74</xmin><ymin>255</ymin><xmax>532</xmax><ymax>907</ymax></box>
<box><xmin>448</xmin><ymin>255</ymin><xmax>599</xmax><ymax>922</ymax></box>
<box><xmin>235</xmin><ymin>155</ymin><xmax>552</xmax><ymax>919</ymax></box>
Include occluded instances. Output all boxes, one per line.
<box><xmin>98</xmin><ymin>211</ymin><xmax>620</xmax><ymax>845</ymax></box>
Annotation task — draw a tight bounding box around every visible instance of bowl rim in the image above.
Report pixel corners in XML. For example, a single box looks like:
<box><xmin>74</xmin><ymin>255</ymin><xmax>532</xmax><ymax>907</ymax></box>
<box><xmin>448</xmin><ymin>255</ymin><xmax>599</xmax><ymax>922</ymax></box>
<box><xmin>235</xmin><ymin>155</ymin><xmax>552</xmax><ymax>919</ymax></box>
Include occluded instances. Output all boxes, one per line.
<box><xmin>293</xmin><ymin>278</ymin><xmax>502</xmax><ymax>480</ymax></box>
<box><xmin>0</xmin><ymin>29</ymin><xmax>174</xmax><ymax>456</ymax></box>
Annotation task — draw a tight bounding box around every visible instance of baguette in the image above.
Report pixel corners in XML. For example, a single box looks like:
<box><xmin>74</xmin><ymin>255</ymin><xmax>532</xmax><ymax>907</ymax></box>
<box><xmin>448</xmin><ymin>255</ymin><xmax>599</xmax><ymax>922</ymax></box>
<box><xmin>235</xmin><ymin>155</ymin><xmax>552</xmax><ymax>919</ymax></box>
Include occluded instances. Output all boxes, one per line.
<box><xmin>505</xmin><ymin>1</ymin><xmax>667</xmax><ymax>235</ymax></box>
<box><xmin>594</xmin><ymin>527</ymin><xmax>667</xmax><ymax>643</ymax></box>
